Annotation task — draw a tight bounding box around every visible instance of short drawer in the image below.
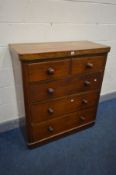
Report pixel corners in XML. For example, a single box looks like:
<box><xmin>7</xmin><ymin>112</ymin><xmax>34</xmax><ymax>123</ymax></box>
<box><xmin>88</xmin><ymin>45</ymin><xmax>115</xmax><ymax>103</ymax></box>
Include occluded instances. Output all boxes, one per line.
<box><xmin>30</xmin><ymin>91</ymin><xmax>99</xmax><ymax>123</ymax></box>
<box><xmin>28</xmin><ymin>59</ymin><xmax>70</xmax><ymax>82</ymax></box>
<box><xmin>72</xmin><ymin>56</ymin><xmax>106</xmax><ymax>75</ymax></box>
<box><xmin>31</xmin><ymin>108</ymin><xmax>96</xmax><ymax>142</ymax></box>
<box><xmin>29</xmin><ymin>72</ymin><xmax>103</xmax><ymax>102</ymax></box>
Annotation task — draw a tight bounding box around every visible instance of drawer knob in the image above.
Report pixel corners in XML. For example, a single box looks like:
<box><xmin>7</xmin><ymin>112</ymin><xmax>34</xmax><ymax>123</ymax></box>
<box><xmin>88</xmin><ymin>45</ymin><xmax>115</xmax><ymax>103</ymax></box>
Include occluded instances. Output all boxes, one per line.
<box><xmin>86</xmin><ymin>63</ymin><xmax>93</xmax><ymax>68</ymax></box>
<box><xmin>70</xmin><ymin>99</ymin><xmax>75</xmax><ymax>103</ymax></box>
<box><xmin>82</xmin><ymin>99</ymin><xmax>88</xmax><ymax>104</ymax></box>
<box><xmin>80</xmin><ymin>116</ymin><xmax>86</xmax><ymax>121</ymax></box>
<box><xmin>84</xmin><ymin>80</ymin><xmax>91</xmax><ymax>86</ymax></box>
<box><xmin>47</xmin><ymin>67</ymin><xmax>55</xmax><ymax>75</ymax></box>
<box><xmin>47</xmin><ymin>88</ymin><xmax>54</xmax><ymax>94</ymax></box>
<box><xmin>48</xmin><ymin>126</ymin><xmax>54</xmax><ymax>132</ymax></box>
<box><xmin>48</xmin><ymin>108</ymin><xmax>54</xmax><ymax>114</ymax></box>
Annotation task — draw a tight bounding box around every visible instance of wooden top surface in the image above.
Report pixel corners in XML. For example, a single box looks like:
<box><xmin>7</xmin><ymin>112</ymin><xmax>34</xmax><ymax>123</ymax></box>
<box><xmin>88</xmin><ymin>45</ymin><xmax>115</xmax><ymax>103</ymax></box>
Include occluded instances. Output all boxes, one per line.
<box><xmin>9</xmin><ymin>41</ymin><xmax>110</xmax><ymax>61</ymax></box>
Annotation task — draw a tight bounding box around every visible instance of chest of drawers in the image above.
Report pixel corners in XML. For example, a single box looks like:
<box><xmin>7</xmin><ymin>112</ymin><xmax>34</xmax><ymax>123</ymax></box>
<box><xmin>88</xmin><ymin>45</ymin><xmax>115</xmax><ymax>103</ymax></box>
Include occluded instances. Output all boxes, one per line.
<box><xmin>9</xmin><ymin>41</ymin><xmax>110</xmax><ymax>148</ymax></box>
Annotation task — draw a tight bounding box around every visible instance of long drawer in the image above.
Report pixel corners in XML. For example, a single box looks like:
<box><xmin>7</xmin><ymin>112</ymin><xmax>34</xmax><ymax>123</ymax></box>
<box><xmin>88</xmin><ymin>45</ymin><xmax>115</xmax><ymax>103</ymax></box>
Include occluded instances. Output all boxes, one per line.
<box><xmin>30</xmin><ymin>90</ymin><xmax>99</xmax><ymax>123</ymax></box>
<box><xmin>31</xmin><ymin>108</ymin><xmax>96</xmax><ymax>142</ymax></box>
<box><xmin>29</xmin><ymin>72</ymin><xmax>103</xmax><ymax>102</ymax></box>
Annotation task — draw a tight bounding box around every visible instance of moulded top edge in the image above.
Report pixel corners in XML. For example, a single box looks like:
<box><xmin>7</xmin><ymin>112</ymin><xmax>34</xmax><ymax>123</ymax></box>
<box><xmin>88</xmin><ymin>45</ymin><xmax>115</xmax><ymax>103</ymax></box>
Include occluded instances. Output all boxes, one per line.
<box><xmin>9</xmin><ymin>41</ymin><xmax>111</xmax><ymax>61</ymax></box>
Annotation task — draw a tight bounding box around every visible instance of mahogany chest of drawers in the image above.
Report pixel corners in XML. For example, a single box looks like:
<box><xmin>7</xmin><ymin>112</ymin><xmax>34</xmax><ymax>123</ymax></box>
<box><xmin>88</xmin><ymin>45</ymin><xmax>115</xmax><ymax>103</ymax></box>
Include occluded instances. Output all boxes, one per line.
<box><xmin>9</xmin><ymin>41</ymin><xmax>110</xmax><ymax>148</ymax></box>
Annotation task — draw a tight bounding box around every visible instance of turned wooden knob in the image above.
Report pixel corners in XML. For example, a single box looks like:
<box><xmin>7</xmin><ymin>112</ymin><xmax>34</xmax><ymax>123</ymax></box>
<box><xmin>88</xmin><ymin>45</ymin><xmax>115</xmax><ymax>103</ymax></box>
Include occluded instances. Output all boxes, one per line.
<box><xmin>48</xmin><ymin>108</ymin><xmax>54</xmax><ymax>114</ymax></box>
<box><xmin>86</xmin><ymin>63</ymin><xmax>93</xmax><ymax>68</ymax></box>
<box><xmin>84</xmin><ymin>80</ymin><xmax>91</xmax><ymax>86</ymax></box>
<box><xmin>82</xmin><ymin>99</ymin><xmax>88</xmax><ymax>104</ymax></box>
<box><xmin>80</xmin><ymin>116</ymin><xmax>86</xmax><ymax>121</ymax></box>
<box><xmin>47</xmin><ymin>88</ymin><xmax>54</xmax><ymax>94</ymax></box>
<box><xmin>48</xmin><ymin>126</ymin><xmax>54</xmax><ymax>132</ymax></box>
<box><xmin>47</xmin><ymin>67</ymin><xmax>55</xmax><ymax>75</ymax></box>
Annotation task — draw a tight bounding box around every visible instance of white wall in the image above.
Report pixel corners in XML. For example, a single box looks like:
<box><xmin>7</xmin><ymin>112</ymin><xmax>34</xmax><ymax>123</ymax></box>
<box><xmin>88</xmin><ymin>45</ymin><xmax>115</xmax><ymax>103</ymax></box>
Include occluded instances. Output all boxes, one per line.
<box><xmin>0</xmin><ymin>0</ymin><xmax>116</xmax><ymax>123</ymax></box>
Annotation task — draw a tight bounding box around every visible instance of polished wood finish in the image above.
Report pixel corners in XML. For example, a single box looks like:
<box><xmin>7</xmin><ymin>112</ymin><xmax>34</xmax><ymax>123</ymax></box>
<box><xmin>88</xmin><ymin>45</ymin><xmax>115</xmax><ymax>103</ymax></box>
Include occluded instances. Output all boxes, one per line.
<box><xmin>28</xmin><ymin>59</ymin><xmax>70</xmax><ymax>82</ymax></box>
<box><xmin>9</xmin><ymin>41</ymin><xmax>110</xmax><ymax>61</ymax></box>
<box><xmin>30</xmin><ymin>90</ymin><xmax>99</xmax><ymax>123</ymax></box>
<box><xmin>31</xmin><ymin>108</ymin><xmax>97</xmax><ymax>142</ymax></box>
<box><xmin>29</xmin><ymin>72</ymin><xmax>103</xmax><ymax>102</ymax></box>
<box><xmin>72</xmin><ymin>55</ymin><xmax>106</xmax><ymax>75</ymax></box>
<box><xmin>9</xmin><ymin>41</ymin><xmax>110</xmax><ymax>148</ymax></box>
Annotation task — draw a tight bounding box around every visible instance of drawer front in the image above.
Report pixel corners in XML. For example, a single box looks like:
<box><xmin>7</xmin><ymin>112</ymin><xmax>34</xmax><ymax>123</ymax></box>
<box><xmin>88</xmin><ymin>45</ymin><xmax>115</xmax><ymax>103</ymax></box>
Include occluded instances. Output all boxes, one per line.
<box><xmin>31</xmin><ymin>91</ymin><xmax>99</xmax><ymax>123</ymax></box>
<box><xmin>31</xmin><ymin>108</ymin><xmax>96</xmax><ymax>141</ymax></box>
<box><xmin>72</xmin><ymin>56</ymin><xmax>106</xmax><ymax>75</ymax></box>
<box><xmin>28</xmin><ymin>59</ymin><xmax>70</xmax><ymax>82</ymax></box>
<box><xmin>29</xmin><ymin>72</ymin><xmax>103</xmax><ymax>102</ymax></box>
